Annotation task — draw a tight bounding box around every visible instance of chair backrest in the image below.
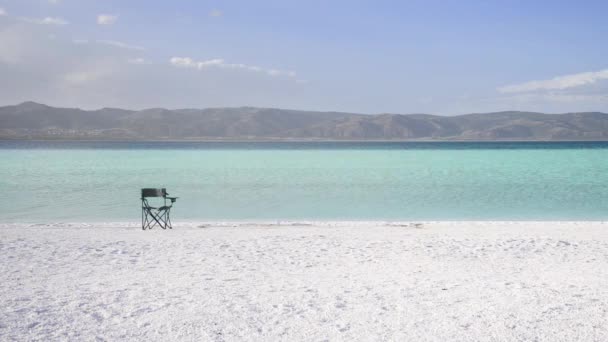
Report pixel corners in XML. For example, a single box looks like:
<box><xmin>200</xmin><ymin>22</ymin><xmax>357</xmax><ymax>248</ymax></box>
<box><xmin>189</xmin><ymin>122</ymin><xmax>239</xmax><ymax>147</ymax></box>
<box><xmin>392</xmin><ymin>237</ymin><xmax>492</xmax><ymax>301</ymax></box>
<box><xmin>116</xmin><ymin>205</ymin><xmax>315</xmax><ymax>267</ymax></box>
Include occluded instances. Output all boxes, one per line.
<box><xmin>141</xmin><ymin>188</ymin><xmax>167</xmax><ymax>198</ymax></box>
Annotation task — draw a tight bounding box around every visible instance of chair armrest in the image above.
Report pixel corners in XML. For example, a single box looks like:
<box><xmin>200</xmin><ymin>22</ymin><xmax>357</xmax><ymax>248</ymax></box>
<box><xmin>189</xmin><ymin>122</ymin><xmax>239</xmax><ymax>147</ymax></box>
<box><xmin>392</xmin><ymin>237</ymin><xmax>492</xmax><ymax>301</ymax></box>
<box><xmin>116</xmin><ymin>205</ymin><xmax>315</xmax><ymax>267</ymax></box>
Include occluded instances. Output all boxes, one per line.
<box><xmin>166</xmin><ymin>197</ymin><xmax>178</xmax><ymax>203</ymax></box>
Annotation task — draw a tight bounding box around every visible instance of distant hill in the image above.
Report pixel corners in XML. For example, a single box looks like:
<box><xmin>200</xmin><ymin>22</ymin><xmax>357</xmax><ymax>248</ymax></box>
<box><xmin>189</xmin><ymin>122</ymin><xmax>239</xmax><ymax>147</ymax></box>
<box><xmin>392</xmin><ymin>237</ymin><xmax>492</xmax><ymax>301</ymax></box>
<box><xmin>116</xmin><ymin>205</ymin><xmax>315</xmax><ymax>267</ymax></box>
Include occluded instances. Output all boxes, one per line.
<box><xmin>1</xmin><ymin>101</ymin><xmax>608</xmax><ymax>141</ymax></box>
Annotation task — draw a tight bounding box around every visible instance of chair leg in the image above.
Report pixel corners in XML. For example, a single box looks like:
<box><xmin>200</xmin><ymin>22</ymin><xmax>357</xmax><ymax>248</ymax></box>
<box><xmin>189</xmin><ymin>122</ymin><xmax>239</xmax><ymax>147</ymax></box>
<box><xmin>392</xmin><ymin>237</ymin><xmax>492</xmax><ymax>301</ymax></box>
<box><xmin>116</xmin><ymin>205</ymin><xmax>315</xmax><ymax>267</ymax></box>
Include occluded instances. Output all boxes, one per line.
<box><xmin>165</xmin><ymin>208</ymin><xmax>172</xmax><ymax>229</ymax></box>
<box><xmin>151</xmin><ymin>211</ymin><xmax>164</xmax><ymax>230</ymax></box>
<box><xmin>142</xmin><ymin>209</ymin><xmax>163</xmax><ymax>230</ymax></box>
<box><xmin>142</xmin><ymin>206</ymin><xmax>174</xmax><ymax>231</ymax></box>
<box><xmin>158</xmin><ymin>208</ymin><xmax>171</xmax><ymax>229</ymax></box>
<box><xmin>159</xmin><ymin>209</ymin><xmax>166</xmax><ymax>230</ymax></box>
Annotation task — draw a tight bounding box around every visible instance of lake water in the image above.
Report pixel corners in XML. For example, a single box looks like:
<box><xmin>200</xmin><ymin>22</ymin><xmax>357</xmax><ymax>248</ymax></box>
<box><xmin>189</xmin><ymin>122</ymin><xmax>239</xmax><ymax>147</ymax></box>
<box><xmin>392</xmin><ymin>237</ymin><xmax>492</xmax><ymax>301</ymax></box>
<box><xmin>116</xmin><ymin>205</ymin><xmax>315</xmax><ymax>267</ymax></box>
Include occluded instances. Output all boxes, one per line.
<box><xmin>1</xmin><ymin>141</ymin><xmax>608</xmax><ymax>222</ymax></box>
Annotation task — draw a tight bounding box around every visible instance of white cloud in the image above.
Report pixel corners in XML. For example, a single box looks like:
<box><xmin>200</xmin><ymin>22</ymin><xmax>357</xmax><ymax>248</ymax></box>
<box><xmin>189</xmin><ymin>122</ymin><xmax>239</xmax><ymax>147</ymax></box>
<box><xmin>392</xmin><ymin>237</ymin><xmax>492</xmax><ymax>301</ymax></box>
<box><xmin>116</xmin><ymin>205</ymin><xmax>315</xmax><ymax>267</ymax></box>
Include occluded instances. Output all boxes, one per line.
<box><xmin>169</xmin><ymin>56</ymin><xmax>193</xmax><ymax>67</ymax></box>
<box><xmin>74</xmin><ymin>39</ymin><xmax>144</xmax><ymax>51</ymax></box>
<box><xmin>0</xmin><ymin>19</ymin><xmax>306</xmax><ymax>110</ymax></box>
<box><xmin>42</xmin><ymin>17</ymin><xmax>68</xmax><ymax>25</ymax></box>
<box><xmin>48</xmin><ymin>0</ymin><xmax>61</xmax><ymax>4</ymax></box>
<box><xmin>170</xmin><ymin>57</ymin><xmax>223</xmax><ymax>68</ymax></box>
<box><xmin>0</xmin><ymin>8</ymin><xmax>7</xmax><ymax>16</ymax></box>
<box><xmin>499</xmin><ymin>69</ymin><xmax>608</xmax><ymax>93</ymax></box>
<box><xmin>97</xmin><ymin>14</ymin><xmax>118</xmax><ymax>25</ymax></box>
<box><xmin>128</xmin><ymin>58</ymin><xmax>148</xmax><ymax>65</ymax></box>
<box><xmin>169</xmin><ymin>56</ymin><xmax>297</xmax><ymax>78</ymax></box>
<box><xmin>20</xmin><ymin>17</ymin><xmax>68</xmax><ymax>25</ymax></box>
<box><xmin>209</xmin><ymin>9</ymin><xmax>223</xmax><ymax>17</ymax></box>
<box><xmin>97</xmin><ymin>40</ymin><xmax>144</xmax><ymax>51</ymax></box>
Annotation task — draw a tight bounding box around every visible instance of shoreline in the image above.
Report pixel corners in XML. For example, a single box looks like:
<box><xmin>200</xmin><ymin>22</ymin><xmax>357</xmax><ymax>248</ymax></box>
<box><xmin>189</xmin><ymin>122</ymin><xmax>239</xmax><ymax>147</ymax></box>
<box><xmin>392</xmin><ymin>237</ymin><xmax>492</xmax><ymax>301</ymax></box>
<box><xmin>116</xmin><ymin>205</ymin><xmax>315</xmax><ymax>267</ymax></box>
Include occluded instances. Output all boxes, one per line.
<box><xmin>2</xmin><ymin>220</ymin><xmax>608</xmax><ymax>229</ymax></box>
<box><xmin>4</xmin><ymin>138</ymin><xmax>608</xmax><ymax>143</ymax></box>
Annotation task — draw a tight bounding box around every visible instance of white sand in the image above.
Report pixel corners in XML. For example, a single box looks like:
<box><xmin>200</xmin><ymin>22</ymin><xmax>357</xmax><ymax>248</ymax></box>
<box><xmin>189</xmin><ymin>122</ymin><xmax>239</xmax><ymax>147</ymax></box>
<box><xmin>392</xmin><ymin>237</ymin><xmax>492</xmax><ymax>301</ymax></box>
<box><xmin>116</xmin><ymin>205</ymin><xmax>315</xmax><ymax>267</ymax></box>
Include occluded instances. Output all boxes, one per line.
<box><xmin>1</xmin><ymin>221</ymin><xmax>608</xmax><ymax>341</ymax></box>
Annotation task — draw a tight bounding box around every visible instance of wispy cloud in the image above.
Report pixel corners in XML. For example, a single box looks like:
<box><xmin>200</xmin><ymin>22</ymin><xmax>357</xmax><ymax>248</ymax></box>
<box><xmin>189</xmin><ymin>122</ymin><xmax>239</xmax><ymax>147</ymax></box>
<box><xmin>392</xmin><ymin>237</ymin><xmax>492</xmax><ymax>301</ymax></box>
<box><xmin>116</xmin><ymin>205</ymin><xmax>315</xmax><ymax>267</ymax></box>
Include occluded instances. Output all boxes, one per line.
<box><xmin>97</xmin><ymin>40</ymin><xmax>144</xmax><ymax>51</ymax></box>
<box><xmin>64</xmin><ymin>70</ymin><xmax>107</xmax><ymax>84</ymax></box>
<box><xmin>0</xmin><ymin>13</ymin><xmax>311</xmax><ymax>110</ymax></box>
<box><xmin>128</xmin><ymin>58</ymin><xmax>148</xmax><ymax>65</ymax></box>
<box><xmin>20</xmin><ymin>17</ymin><xmax>68</xmax><ymax>25</ymax></box>
<box><xmin>169</xmin><ymin>57</ymin><xmax>296</xmax><ymax>78</ymax></box>
<box><xmin>97</xmin><ymin>14</ymin><xmax>118</xmax><ymax>25</ymax></box>
<box><xmin>170</xmin><ymin>57</ymin><xmax>222</xmax><ymax>68</ymax></box>
<box><xmin>71</xmin><ymin>39</ymin><xmax>144</xmax><ymax>51</ymax></box>
<box><xmin>0</xmin><ymin>8</ymin><xmax>7</xmax><ymax>16</ymax></box>
<box><xmin>499</xmin><ymin>69</ymin><xmax>608</xmax><ymax>93</ymax></box>
<box><xmin>209</xmin><ymin>9</ymin><xmax>223</xmax><ymax>17</ymax></box>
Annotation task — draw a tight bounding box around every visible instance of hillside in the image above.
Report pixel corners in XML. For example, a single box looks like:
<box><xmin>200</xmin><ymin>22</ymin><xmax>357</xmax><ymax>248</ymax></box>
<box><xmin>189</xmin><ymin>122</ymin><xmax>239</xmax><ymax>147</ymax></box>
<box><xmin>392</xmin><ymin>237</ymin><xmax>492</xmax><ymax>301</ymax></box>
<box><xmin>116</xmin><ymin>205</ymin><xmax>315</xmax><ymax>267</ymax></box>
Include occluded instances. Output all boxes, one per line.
<box><xmin>1</xmin><ymin>102</ymin><xmax>608</xmax><ymax>140</ymax></box>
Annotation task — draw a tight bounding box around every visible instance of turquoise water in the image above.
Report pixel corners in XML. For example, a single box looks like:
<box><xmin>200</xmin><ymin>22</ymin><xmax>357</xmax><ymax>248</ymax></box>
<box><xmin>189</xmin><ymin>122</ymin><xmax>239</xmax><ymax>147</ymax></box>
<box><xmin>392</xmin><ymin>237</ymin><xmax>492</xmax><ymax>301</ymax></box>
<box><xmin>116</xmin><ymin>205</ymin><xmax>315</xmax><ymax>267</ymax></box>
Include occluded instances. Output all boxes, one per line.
<box><xmin>1</xmin><ymin>141</ymin><xmax>608</xmax><ymax>222</ymax></box>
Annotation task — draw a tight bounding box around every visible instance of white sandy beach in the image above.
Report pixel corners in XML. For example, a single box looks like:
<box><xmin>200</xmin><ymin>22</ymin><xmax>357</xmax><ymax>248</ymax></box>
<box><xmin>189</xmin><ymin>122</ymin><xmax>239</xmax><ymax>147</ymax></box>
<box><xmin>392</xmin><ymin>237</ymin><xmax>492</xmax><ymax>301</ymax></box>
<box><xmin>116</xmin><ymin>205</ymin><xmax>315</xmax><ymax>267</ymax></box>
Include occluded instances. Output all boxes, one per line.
<box><xmin>1</xmin><ymin>221</ymin><xmax>607</xmax><ymax>341</ymax></box>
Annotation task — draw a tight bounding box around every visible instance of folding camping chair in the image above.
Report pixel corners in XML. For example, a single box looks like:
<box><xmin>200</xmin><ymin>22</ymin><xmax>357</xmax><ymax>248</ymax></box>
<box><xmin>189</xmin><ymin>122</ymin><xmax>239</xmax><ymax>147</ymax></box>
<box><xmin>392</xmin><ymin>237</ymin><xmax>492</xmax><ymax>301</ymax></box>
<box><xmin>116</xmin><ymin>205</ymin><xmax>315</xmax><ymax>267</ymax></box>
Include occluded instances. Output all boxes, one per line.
<box><xmin>141</xmin><ymin>188</ymin><xmax>178</xmax><ymax>230</ymax></box>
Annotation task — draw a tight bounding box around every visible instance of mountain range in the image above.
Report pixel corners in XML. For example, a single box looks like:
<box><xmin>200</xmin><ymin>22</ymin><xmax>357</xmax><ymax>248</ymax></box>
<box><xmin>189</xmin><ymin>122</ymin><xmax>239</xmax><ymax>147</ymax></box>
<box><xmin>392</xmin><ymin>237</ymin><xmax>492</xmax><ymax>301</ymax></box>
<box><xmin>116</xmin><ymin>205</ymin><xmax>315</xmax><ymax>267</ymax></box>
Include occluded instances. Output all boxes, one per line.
<box><xmin>1</xmin><ymin>101</ymin><xmax>608</xmax><ymax>141</ymax></box>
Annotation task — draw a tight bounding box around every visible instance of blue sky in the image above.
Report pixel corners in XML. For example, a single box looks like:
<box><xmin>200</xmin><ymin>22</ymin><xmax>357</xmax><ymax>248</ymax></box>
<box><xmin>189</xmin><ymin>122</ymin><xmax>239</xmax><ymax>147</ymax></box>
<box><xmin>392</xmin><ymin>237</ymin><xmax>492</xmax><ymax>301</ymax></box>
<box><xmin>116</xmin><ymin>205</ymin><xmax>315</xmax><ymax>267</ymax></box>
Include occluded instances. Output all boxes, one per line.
<box><xmin>1</xmin><ymin>0</ymin><xmax>607</xmax><ymax>114</ymax></box>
